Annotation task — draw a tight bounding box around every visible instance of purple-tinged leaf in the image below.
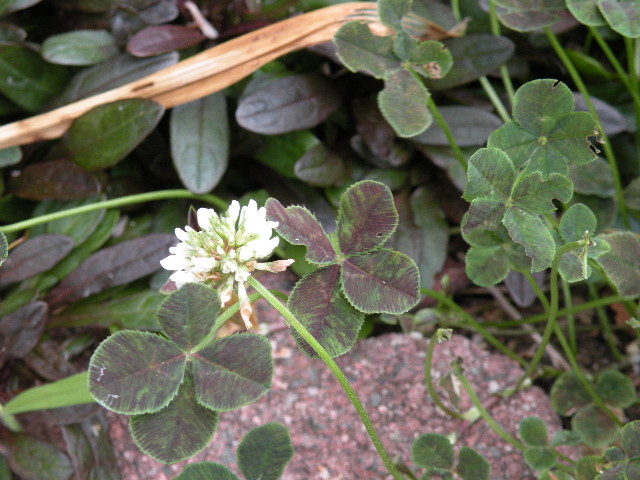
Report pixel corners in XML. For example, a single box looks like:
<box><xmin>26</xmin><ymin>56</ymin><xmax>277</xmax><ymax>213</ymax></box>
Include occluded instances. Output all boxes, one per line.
<box><xmin>337</xmin><ymin>181</ymin><xmax>398</xmax><ymax>255</ymax></box>
<box><xmin>0</xmin><ymin>301</ymin><xmax>47</xmax><ymax>368</ymax></box>
<box><xmin>597</xmin><ymin>232</ymin><xmax>640</xmax><ymax>298</ymax></box>
<box><xmin>8</xmin><ymin>159</ymin><xmax>101</xmax><ymax>200</ymax></box>
<box><xmin>288</xmin><ymin>265</ymin><xmax>363</xmax><ymax>358</ymax></box>
<box><xmin>266</xmin><ymin>198</ymin><xmax>336</xmax><ymax>265</ymax></box>
<box><xmin>463</xmin><ymin>198</ymin><xmax>506</xmax><ymax>233</ymax></box>
<box><xmin>89</xmin><ymin>330</ymin><xmax>186</xmax><ymax>415</ymax></box>
<box><xmin>130</xmin><ymin>369</ymin><xmax>219</xmax><ymax>464</ymax></box>
<box><xmin>193</xmin><ymin>333</ymin><xmax>273</xmax><ymax>411</ymax></box>
<box><xmin>157</xmin><ymin>283</ymin><xmax>220</xmax><ymax>351</ymax></box>
<box><xmin>504</xmin><ymin>271</ymin><xmax>546</xmax><ymax>307</ymax></box>
<box><xmin>46</xmin><ymin>233</ymin><xmax>175</xmax><ymax>309</ymax></box>
<box><xmin>341</xmin><ymin>249</ymin><xmax>420</xmax><ymax>314</ymax></box>
<box><xmin>0</xmin><ymin>234</ymin><xmax>74</xmax><ymax>287</ymax></box>
<box><xmin>127</xmin><ymin>25</ymin><xmax>205</xmax><ymax>57</ymax></box>
<box><xmin>236</xmin><ymin>74</ymin><xmax>341</xmax><ymax>135</ymax></box>
<box><xmin>237</xmin><ymin>423</ymin><xmax>294</xmax><ymax>480</ymax></box>
<box><xmin>6</xmin><ymin>433</ymin><xmax>73</xmax><ymax>480</ymax></box>
<box><xmin>0</xmin><ymin>0</ymin><xmax>42</xmax><ymax>16</ymax></box>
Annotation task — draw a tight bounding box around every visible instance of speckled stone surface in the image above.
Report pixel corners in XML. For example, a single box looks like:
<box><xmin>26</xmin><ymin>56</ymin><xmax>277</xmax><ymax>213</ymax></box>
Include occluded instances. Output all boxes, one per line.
<box><xmin>108</xmin><ymin>273</ymin><xmax>566</xmax><ymax>480</ymax></box>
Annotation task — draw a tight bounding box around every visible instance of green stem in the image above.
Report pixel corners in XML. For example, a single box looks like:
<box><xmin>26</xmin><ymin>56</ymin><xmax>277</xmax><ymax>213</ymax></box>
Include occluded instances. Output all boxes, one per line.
<box><xmin>523</xmin><ymin>271</ymin><xmax>550</xmax><ymax>311</ymax></box>
<box><xmin>427</xmin><ymin>96</ymin><xmax>468</xmax><ymax>171</ymax></box>
<box><xmin>248</xmin><ymin>277</ymin><xmax>405</xmax><ymax>480</ymax></box>
<box><xmin>561</xmin><ymin>281</ymin><xmax>577</xmax><ymax>356</ymax></box>
<box><xmin>1</xmin><ymin>190</ymin><xmax>228</xmax><ymax>233</ymax></box>
<box><xmin>625</xmin><ymin>37</ymin><xmax>640</xmax><ymax>160</ymax></box>
<box><xmin>544</xmin><ymin>28</ymin><xmax>631</xmax><ymax>229</ymax></box>
<box><xmin>552</xmin><ymin>323</ymin><xmax>623</xmax><ymax>427</ymax></box>
<box><xmin>488</xmin><ymin>0</ymin><xmax>515</xmax><ymax>104</ymax></box>
<box><xmin>421</xmin><ymin>288</ymin><xmax>526</xmax><ymax>367</ymax></box>
<box><xmin>587</xmin><ymin>283</ymin><xmax>624</xmax><ymax>362</ymax></box>
<box><xmin>425</xmin><ymin>332</ymin><xmax>463</xmax><ymax>419</ymax></box>
<box><xmin>517</xmin><ymin>241</ymin><xmax>582</xmax><ymax>389</ymax></box>
<box><xmin>478</xmin><ymin>76</ymin><xmax>511</xmax><ymax>123</ymax></box>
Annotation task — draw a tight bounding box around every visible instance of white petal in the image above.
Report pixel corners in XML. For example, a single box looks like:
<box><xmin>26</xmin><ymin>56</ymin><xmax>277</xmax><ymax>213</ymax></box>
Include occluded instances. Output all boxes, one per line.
<box><xmin>227</xmin><ymin>201</ymin><xmax>240</xmax><ymax>224</ymax></box>
<box><xmin>197</xmin><ymin>208</ymin><xmax>217</xmax><ymax>230</ymax></box>
<box><xmin>170</xmin><ymin>270</ymin><xmax>198</xmax><ymax>287</ymax></box>
<box><xmin>192</xmin><ymin>256</ymin><xmax>217</xmax><ymax>272</ymax></box>
<box><xmin>235</xmin><ymin>269</ymin><xmax>250</xmax><ymax>282</ymax></box>
<box><xmin>174</xmin><ymin>228</ymin><xmax>189</xmax><ymax>241</ymax></box>
<box><xmin>160</xmin><ymin>255</ymin><xmax>189</xmax><ymax>271</ymax></box>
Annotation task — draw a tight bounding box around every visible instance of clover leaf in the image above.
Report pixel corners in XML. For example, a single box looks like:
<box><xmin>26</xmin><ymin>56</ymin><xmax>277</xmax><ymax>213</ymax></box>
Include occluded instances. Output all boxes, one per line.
<box><xmin>488</xmin><ymin>79</ymin><xmax>598</xmax><ymax>178</ymax></box>
<box><xmin>266</xmin><ymin>180</ymin><xmax>420</xmax><ymax>357</ymax></box>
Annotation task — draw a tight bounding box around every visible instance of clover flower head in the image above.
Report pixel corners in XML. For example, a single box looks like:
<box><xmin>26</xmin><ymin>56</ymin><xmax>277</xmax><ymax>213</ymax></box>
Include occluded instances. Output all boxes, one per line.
<box><xmin>161</xmin><ymin>200</ymin><xmax>294</xmax><ymax>329</ymax></box>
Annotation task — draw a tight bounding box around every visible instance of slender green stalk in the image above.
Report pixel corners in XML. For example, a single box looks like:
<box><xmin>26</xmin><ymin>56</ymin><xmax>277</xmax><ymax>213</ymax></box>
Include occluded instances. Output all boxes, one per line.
<box><xmin>544</xmin><ymin>28</ymin><xmax>631</xmax><ymax>229</ymax></box>
<box><xmin>589</xmin><ymin>27</ymin><xmax>640</xmax><ymax>110</ymax></box>
<box><xmin>587</xmin><ymin>283</ymin><xmax>624</xmax><ymax>362</ymax></box>
<box><xmin>421</xmin><ymin>288</ymin><xmax>526</xmax><ymax>367</ymax></box>
<box><xmin>625</xmin><ymin>37</ymin><xmax>640</xmax><ymax>159</ymax></box>
<box><xmin>1</xmin><ymin>190</ymin><xmax>228</xmax><ymax>233</ymax></box>
<box><xmin>523</xmin><ymin>271</ymin><xmax>550</xmax><ymax>311</ymax></box>
<box><xmin>426</xmin><ymin>96</ymin><xmax>468</xmax><ymax>170</ymax></box>
<box><xmin>552</xmin><ymin>324</ymin><xmax>623</xmax><ymax>427</ymax></box>
<box><xmin>517</xmin><ymin>241</ymin><xmax>583</xmax><ymax>389</ymax></box>
<box><xmin>478</xmin><ymin>76</ymin><xmax>511</xmax><ymax>122</ymax></box>
<box><xmin>561</xmin><ymin>281</ymin><xmax>577</xmax><ymax>356</ymax></box>
<box><xmin>450</xmin><ymin>0</ymin><xmax>461</xmax><ymax>22</ymax></box>
<box><xmin>425</xmin><ymin>333</ymin><xmax>463</xmax><ymax>419</ymax></box>
<box><xmin>248</xmin><ymin>277</ymin><xmax>405</xmax><ymax>480</ymax></box>
<box><xmin>488</xmin><ymin>0</ymin><xmax>515</xmax><ymax>104</ymax></box>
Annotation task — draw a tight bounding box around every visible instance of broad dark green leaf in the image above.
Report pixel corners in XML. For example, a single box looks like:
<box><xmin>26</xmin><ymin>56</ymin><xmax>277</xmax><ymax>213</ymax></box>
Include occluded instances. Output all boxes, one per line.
<box><xmin>42</xmin><ymin>30</ymin><xmax>118</xmax><ymax>66</ymax></box>
<box><xmin>378</xmin><ymin>0</ymin><xmax>411</xmax><ymax>30</ymax></box>
<box><xmin>511</xmin><ymin>172</ymin><xmax>573</xmax><ymax>214</ymax></box>
<box><xmin>0</xmin><ymin>146</ymin><xmax>21</xmax><ymax>167</ymax></box>
<box><xmin>192</xmin><ymin>333</ymin><xmax>273</xmax><ymax>411</ymax></box>
<box><xmin>31</xmin><ymin>195</ymin><xmax>106</xmax><ymax>245</ymax></box>
<box><xmin>463</xmin><ymin>147</ymin><xmax>516</xmax><ymax>202</ymax></box>
<box><xmin>411</xmin><ymin>106</ymin><xmax>502</xmax><ymax>146</ymax></box>
<box><xmin>61</xmin><ymin>99</ymin><xmax>165</xmax><ymax>171</ymax></box>
<box><xmin>409</xmin><ymin>40</ymin><xmax>453</xmax><ymax>79</ymax></box>
<box><xmin>550</xmin><ymin>371</ymin><xmax>592</xmax><ymax>415</ymax></box>
<box><xmin>0</xmin><ymin>234</ymin><xmax>74</xmax><ymax>286</ymax></box>
<box><xmin>53</xmin><ymin>0</ymin><xmax>114</xmax><ymax>13</ymax></box>
<box><xmin>236</xmin><ymin>74</ymin><xmax>341</xmax><ymax>135</ymax></box>
<box><xmin>0</xmin><ymin>301</ymin><xmax>47</xmax><ymax>367</ymax></box>
<box><xmin>465</xmin><ymin>245</ymin><xmax>511</xmax><ymax>286</ymax></box>
<box><xmin>0</xmin><ymin>0</ymin><xmax>41</xmax><ymax>16</ymax></box>
<box><xmin>411</xmin><ymin>433</ymin><xmax>454</xmax><ymax>469</ymax></box>
<box><xmin>288</xmin><ymin>266</ymin><xmax>363</xmax><ymax>358</ymax></box>
<box><xmin>294</xmin><ymin>144</ymin><xmax>347</xmax><ymax>187</ymax></box>
<box><xmin>597</xmin><ymin>232</ymin><xmax>640</xmax><ymax>298</ymax></box>
<box><xmin>595</xmin><ymin>369</ymin><xmax>637</xmax><ymax>408</ymax></box>
<box><xmin>341</xmin><ymin>249</ymin><xmax>420</xmax><ymax>313</ymax></box>
<box><xmin>170</xmin><ymin>93</ymin><xmax>229</xmax><ymax>194</ymax></box>
<box><xmin>175</xmin><ymin>462</ymin><xmax>240</xmax><ymax>480</ymax></box>
<box><xmin>0</xmin><ymin>44</ymin><xmax>69</xmax><ymax>112</ymax></box>
<box><xmin>0</xmin><ymin>232</ymin><xmax>6</xmax><ymax>267</ymax></box>
<box><xmin>492</xmin><ymin>0</ymin><xmax>567</xmax><ymax>31</ymax></box>
<box><xmin>0</xmin><ymin>24</ymin><xmax>26</xmax><ymax>42</ymax></box>
<box><xmin>488</xmin><ymin>80</ymin><xmax>597</xmax><ymax>178</ymax></box>
<box><xmin>597</xmin><ymin>0</ymin><xmax>640</xmax><ymax>37</ymax></box>
<box><xmin>523</xmin><ymin>447</ymin><xmax>556</xmax><ymax>471</ymax></box>
<box><xmin>622</xmin><ymin>421</ymin><xmax>640</xmax><ymax>458</ymax></box>
<box><xmin>457</xmin><ymin>447</ymin><xmax>491</xmax><ymax>480</ymax></box>
<box><xmin>256</xmin><ymin>130</ymin><xmax>319</xmax><ymax>178</ymax></box>
<box><xmin>157</xmin><ymin>283</ymin><xmax>220</xmax><ymax>351</ymax></box>
<box><xmin>560</xmin><ymin>203</ymin><xmax>597</xmax><ymax>242</ymax></box>
<box><xmin>50</xmin><ymin>289</ymin><xmax>162</xmax><ymax>329</ymax></box>
<box><xmin>127</xmin><ymin>25</ymin><xmax>205</xmax><ymax>57</ymax></box>
<box><xmin>237</xmin><ymin>423</ymin><xmax>294</xmax><ymax>480</ymax></box>
<box><xmin>8</xmin><ymin>159</ymin><xmax>101</xmax><ymax>200</ymax></box>
<box><xmin>6</xmin><ymin>433</ymin><xmax>73</xmax><ymax>480</ymax></box>
<box><xmin>334</xmin><ymin>21</ymin><xmax>402</xmax><ymax>79</ymax></box>
<box><xmin>388</xmin><ymin>188</ymin><xmax>448</xmax><ymax>289</ymax></box>
<box><xmin>52</xmin><ymin>52</ymin><xmax>178</xmax><ymax>107</ymax></box>
<box><xmin>46</xmin><ymin>233</ymin><xmax>175</xmax><ymax>309</ymax></box>
<box><xmin>569</xmin><ymin>158</ymin><xmax>615</xmax><ymax>198</ymax></box>
<box><xmin>567</xmin><ymin>0</ymin><xmax>606</xmax><ymax>25</ymax></box>
<box><xmin>503</xmin><ymin>207</ymin><xmax>556</xmax><ymax>272</ymax></box>
<box><xmin>519</xmin><ymin>417</ymin><xmax>549</xmax><ymax>447</ymax></box>
<box><xmin>130</xmin><ymin>369</ymin><xmax>219</xmax><ymax>464</ymax></box>
<box><xmin>61</xmin><ymin>414</ymin><xmax>119</xmax><ymax>480</ymax></box>
<box><xmin>464</xmin><ymin>198</ymin><xmax>506</xmax><ymax>233</ymax></box>
<box><xmin>89</xmin><ymin>330</ymin><xmax>186</xmax><ymax>414</ymax></box>
<box><xmin>572</xmin><ymin>405</ymin><xmax>618</xmax><ymax>448</ymax></box>
<box><xmin>337</xmin><ymin>180</ymin><xmax>398</xmax><ymax>255</ymax></box>
<box><xmin>426</xmin><ymin>35</ymin><xmax>514</xmax><ymax>90</ymax></box>
<box><xmin>378</xmin><ymin>69</ymin><xmax>432</xmax><ymax>137</ymax></box>
<box><xmin>266</xmin><ymin>198</ymin><xmax>336</xmax><ymax>265</ymax></box>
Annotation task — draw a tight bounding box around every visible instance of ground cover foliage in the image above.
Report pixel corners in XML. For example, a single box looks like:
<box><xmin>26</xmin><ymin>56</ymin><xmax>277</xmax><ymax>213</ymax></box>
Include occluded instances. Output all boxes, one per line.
<box><xmin>0</xmin><ymin>0</ymin><xmax>639</xmax><ymax>478</ymax></box>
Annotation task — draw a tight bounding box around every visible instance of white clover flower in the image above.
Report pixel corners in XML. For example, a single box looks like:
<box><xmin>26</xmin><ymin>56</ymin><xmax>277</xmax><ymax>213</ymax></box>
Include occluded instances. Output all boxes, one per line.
<box><xmin>161</xmin><ymin>200</ymin><xmax>294</xmax><ymax>329</ymax></box>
